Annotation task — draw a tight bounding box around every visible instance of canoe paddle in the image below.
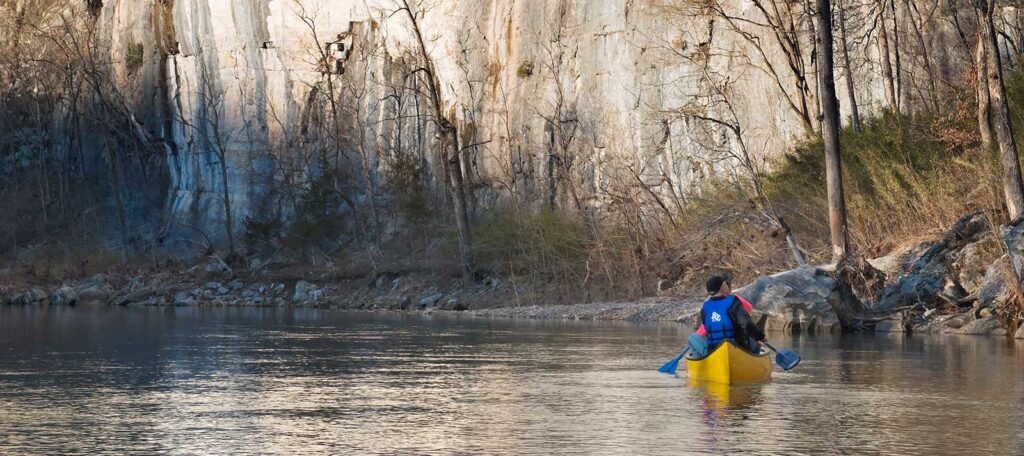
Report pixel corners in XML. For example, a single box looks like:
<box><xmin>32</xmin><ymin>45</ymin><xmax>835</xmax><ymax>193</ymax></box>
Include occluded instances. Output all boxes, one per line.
<box><xmin>658</xmin><ymin>334</ymin><xmax>708</xmax><ymax>375</ymax></box>
<box><xmin>763</xmin><ymin>342</ymin><xmax>801</xmax><ymax>371</ymax></box>
<box><xmin>657</xmin><ymin>347</ymin><xmax>689</xmax><ymax>375</ymax></box>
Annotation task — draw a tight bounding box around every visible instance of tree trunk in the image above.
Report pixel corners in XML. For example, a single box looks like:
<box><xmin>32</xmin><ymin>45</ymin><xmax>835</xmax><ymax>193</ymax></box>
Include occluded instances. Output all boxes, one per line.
<box><xmin>977</xmin><ymin>28</ymin><xmax>994</xmax><ymax>151</ymax></box>
<box><xmin>837</xmin><ymin>0</ymin><xmax>861</xmax><ymax>131</ymax></box>
<box><xmin>546</xmin><ymin>122</ymin><xmax>557</xmax><ymax>210</ymax></box>
<box><xmin>401</xmin><ymin>0</ymin><xmax>475</xmax><ymax>284</ymax></box>
<box><xmin>817</xmin><ymin>0</ymin><xmax>850</xmax><ymax>260</ymax></box>
<box><xmin>444</xmin><ymin>126</ymin><xmax>475</xmax><ymax>284</ymax></box>
<box><xmin>219</xmin><ymin>153</ymin><xmax>235</xmax><ymax>253</ymax></box>
<box><xmin>889</xmin><ymin>0</ymin><xmax>908</xmax><ymax>115</ymax></box>
<box><xmin>104</xmin><ymin>139</ymin><xmax>129</xmax><ymax>265</ymax></box>
<box><xmin>982</xmin><ymin>1</ymin><xmax>1024</xmax><ymax>218</ymax></box>
<box><xmin>903</xmin><ymin>0</ymin><xmax>939</xmax><ymax>111</ymax></box>
<box><xmin>802</xmin><ymin>0</ymin><xmax>824</xmax><ymax>135</ymax></box>
<box><xmin>877</xmin><ymin>1</ymin><xmax>898</xmax><ymax>110</ymax></box>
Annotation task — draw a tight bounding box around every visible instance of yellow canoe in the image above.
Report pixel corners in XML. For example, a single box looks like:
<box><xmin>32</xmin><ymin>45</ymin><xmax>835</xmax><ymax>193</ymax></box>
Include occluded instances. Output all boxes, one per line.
<box><xmin>686</xmin><ymin>340</ymin><xmax>772</xmax><ymax>384</ymax></box>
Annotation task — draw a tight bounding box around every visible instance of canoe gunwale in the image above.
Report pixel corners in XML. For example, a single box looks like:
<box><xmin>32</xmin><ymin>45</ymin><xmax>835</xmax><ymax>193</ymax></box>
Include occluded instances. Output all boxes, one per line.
<box><xmin>685</xmin><ymin>340</ymin><xmax>769</xmax><ymax>361</ymax></box>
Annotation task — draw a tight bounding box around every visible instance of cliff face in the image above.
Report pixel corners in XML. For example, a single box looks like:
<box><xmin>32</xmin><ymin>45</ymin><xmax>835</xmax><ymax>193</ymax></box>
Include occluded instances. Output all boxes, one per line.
<box><xmin>24</xmin><ymin>0</ymin><xmax>989</xmax><ymax>236</ymax></box>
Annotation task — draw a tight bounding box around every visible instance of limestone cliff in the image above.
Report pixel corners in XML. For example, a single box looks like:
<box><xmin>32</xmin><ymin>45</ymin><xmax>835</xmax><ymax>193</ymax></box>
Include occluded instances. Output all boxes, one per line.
<box><xmin>2</xmin><ymin>0</ymin><xmax>1006</xmax><ymax>238</ymax></box>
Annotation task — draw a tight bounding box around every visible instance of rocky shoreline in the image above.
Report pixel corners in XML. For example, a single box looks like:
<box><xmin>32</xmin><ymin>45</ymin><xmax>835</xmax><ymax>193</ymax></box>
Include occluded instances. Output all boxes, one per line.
<box><xmin>2</xmin><ymin>266</ymin><xmax>1021</xmax><ymax>339</ymax></box>
<box><xmin>4</xmin><ymin>213</ymin><xmax>1024</xmax><ymax>339</ymax></box>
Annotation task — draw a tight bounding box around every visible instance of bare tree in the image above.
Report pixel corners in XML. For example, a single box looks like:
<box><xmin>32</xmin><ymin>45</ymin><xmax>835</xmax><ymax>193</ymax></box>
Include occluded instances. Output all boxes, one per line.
<box><xmin>638</xmin><ymin>9</ymin><xmax>810</xmax><ymax>266</ymax></box>
<box><xmin>693</xmin><ymin>0</ymin><xmax>818</xmax><ymax>132</ymax></box>
<box><xmin>978</xmin><ymin>0</ymin><xmax>1024</xmax><ymax>218</ymax></box>
<box><xmin>977</xmin><ymin>22</ymin><xmax>995</xmax><ymax>150</ymax></box>
<box><xmin>175</xmin><ymin>74</ymin><xmax>236</xmax><ymax>253</ymax></box>
<box><xmin>816</xmin><ymin>0</ymin><xmax>851</xmax><ymax>260</ymax></box>
<box><xmin>395</xmin><ymin>0</ymin><xmax>475</xmax><ymax>284</ymax></box>
<box><xmin>876</xmin><ymin>0</ymin><xmax>899</xmax><ymax>110</ymax></box>
<box><xmin>902</xmin><ymin>0</ymin><xmax>940</xmax><ymax>111</ymax></box>
<box><xmin>526</xmin><ymin>1</ymin><xmax>580</xmax><ymax>212</ymax></box>
<box><xmin>837</xmin><ymin>0</ymin><xmax>861</xmax><ymax>131</ymax></box>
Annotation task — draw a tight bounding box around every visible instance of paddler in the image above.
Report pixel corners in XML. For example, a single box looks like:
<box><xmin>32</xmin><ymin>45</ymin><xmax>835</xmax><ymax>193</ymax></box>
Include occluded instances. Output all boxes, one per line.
<box><xmin>695</xmin><ymin>275</ymin><xmax>765</xmax><ymax>354</ymax></box>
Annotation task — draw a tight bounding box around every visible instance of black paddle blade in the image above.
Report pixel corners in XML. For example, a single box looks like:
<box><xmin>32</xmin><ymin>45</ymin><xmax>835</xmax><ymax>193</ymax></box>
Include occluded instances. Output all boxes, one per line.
<box><xmin>775</xmin><ymin>350</ymin><xmax>801</xmax><ymax>371</ymax></box>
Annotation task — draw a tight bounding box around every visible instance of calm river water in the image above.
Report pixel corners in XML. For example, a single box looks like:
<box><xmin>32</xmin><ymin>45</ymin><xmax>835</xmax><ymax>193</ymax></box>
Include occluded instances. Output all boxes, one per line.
<box><xmin>1</xmin><ymin>307</ymin><xmax>1023</xmax><ymax>455</ymax></box>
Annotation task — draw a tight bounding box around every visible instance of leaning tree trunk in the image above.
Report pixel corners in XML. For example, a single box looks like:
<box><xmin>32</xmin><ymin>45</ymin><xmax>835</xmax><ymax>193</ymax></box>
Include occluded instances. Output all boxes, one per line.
<box><xmin>817</xmin><ymin>0</ymin><xmax>851</xmax><ymax>261</ymax></box>
<box><xmin>982</xmin><ymin>0</ymin><xmax>1024</xmax><ymax>219</ymax></box>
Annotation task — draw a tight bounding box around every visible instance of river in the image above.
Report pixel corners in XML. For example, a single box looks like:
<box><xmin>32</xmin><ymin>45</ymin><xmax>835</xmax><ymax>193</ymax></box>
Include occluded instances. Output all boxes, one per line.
<box><xmin>1</xmin><ymin>307</ymin><xmax>1022</xmax><ymax>455</ymax></box>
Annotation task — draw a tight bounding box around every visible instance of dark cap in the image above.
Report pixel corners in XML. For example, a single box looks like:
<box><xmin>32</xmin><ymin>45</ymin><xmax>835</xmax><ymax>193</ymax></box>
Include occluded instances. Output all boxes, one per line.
<box><xmin>705</xmin><ymin>275</ymin><xmax>730</xmax><ymax>295</ymax></box>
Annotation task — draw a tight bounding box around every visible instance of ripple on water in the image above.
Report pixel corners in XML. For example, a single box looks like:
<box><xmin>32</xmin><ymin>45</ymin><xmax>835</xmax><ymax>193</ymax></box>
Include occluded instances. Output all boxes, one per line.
<box><xmin>1</xmin><ymin>307</ymin><xmax>1023</xmax><ymax>455</ymax></box>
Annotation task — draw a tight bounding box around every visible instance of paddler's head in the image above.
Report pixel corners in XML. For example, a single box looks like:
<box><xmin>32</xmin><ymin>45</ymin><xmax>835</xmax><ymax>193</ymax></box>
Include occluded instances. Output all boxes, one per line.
<box><xmin>705</xmin><ymin>275</ymin><xmax>731</xmax><ymax>297</ymax></box>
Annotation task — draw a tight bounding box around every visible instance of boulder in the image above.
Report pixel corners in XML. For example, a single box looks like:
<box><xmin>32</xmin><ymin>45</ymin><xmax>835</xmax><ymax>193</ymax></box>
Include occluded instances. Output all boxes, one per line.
<box><xmin>292</xmin><ymin>281</ymin><xmax>325</xmax><ymax>304</ymax></box>
<box><xmin>1002</xmin><ymin>216</ymin><xmax>1024</xmax><ymax>276</ymax></box>
<box><xmin>976</xmin><ymin>257</ymin><xmax>1012</xmax><ymax>311</ymax></box>
<box><xmin>77</xmin><ymin>286</ymin><xmax>109</xmax><ymax>305</ymax></box>
<box><xmin>418</xmin><ymin>293</ymin><xmax>444</xmax><ymax>309</ymax></box>
<box><xmin>873</xmin><ymin>213</ymin><xmax>990</xmax><ymax>311</ymax></box>
<box><xmin>17</xmin><ymin>287</ymin><xmax>49</xmax><ymax>305</ymax></box>
<box><xmin>950</xmin><ymin>237</ymin><xmax>998</xmax><ymax>294</ymax></box>
<box><xmin>868</xmin><ymin>241</ymin><xmax>930</xmax><ymax>280</ymax></box>
<box><xmin>173</xmin><ymin>292</ymin><xmax>197</xmax><ymax>306</ymax></box>
<box><xmin>51</xmin><ymin>286</ymin><xmax>79</xmax><ymax>306</ymax></box>
<box><xmin>957</xmin><ymin>317</ymin><xmax>1001</xmax><ymax>335</ymax></box>
<box><xmin>1015</xmin><ymin>324</ymin><xmax>1024</xmax><ymax>339</ymax></box>
<box><xmin>241</xmin><ymin>289</ymin><xmax>260</xmax><ymax>300</ymax></box>
<box><xmin>292</xmin><ymin>281</ymin><xmax>313</xmax><ymax>303</ymax></box>
<box><xmin>309</xmin><ymin>288</ymin><xmax>326</xmax><ymax>302</ymax></box>
<box><xmin>737</xmin><ymin>266</ymin><xmax>848</xmax><ymax>334</ymax></box>
<box><xmin>874</xmin><ymin>243</ymin><xmax>949</xmax><ymax>311</ymax></box>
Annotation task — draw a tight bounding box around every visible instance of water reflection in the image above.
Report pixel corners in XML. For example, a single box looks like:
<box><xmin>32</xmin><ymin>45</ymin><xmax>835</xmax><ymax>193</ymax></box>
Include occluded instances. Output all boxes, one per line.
<box><xmin>1</xmin><ymin>307</ymin><xmax>1023</xmax><ymax>455</ymax></box>
<box><xmin>688</xmin><ymin>379</ymin><xmax>765</xmax><ymax>412</ymax></box>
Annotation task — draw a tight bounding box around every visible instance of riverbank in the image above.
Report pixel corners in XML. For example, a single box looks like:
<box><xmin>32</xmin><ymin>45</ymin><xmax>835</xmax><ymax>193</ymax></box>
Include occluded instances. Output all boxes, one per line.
<box><xmin>3</xmin><ymin>261</ymin><xmax>1022</xmax><ymax>338</ymax></box>
<box><xmin>3</xmin><ymin>214</ymin><xmax>1024</xmax><ymax>338</ymax></box>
